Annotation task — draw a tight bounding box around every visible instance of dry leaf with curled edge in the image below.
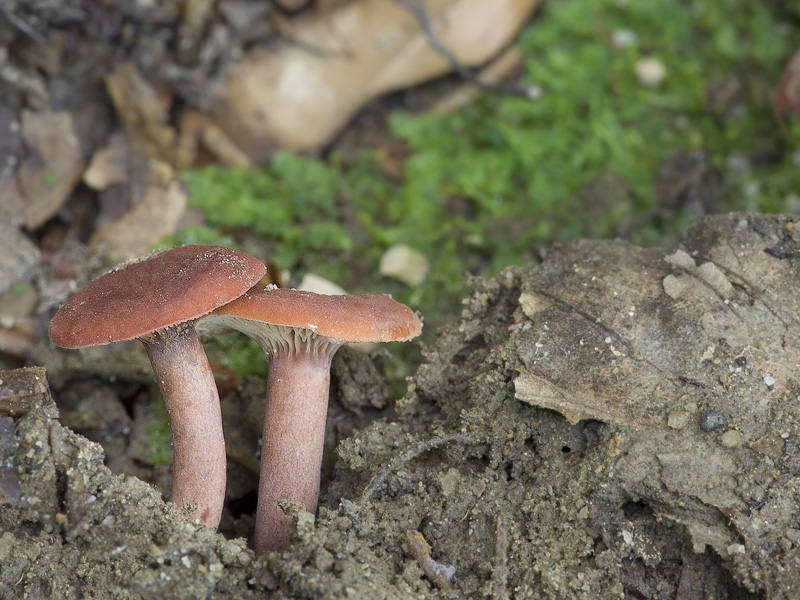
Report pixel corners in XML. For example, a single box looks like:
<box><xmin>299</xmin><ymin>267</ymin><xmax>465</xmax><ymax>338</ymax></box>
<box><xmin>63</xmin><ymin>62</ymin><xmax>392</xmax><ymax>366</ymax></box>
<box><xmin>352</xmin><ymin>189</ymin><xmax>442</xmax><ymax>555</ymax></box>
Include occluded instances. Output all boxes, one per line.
<box><xmin>774</xmin><ymin>50</ymin><xmax>800</xmax><ymax>132</ymax></box>
<box><xmin>17</xmin><ymin>110</ymin><xmax>85</xmax><ymax>230</ymax></box>
<box><xmin>513</xmin><ymin>240</ymin><xmax>685</xmax><ymax>427</ymax></box>
<box><xmin>105</xmin><ymin>63</ymin><xmax>176</xmax><ymax>166</ymax></box>
<box><xmin>513</xmin><ymin>216</ymin><xmax>800</xmax><ymax>432</ymax></box>
<box><xmin>88</xmin><ymin>160</ymin><xmax>187</xmax><ymax>258</ymax></box>
<box><xmin>215</xmin><ymin>0</ymin><xmax>540</xmax><ymax>160</ymax></box>
<box><xmin>0</xmin><ymin>367</ymin><xmax>57</xmax><ymax>418</ymax></box>
<box><xmin>83</xmin><ymin>130</ymin><xmax>128</xmax><ymax>191</ymax></box>
<box><xmin>510</xmin><ymin>214</ymin><xmax>800</xmax><ymax>596</ymax></box>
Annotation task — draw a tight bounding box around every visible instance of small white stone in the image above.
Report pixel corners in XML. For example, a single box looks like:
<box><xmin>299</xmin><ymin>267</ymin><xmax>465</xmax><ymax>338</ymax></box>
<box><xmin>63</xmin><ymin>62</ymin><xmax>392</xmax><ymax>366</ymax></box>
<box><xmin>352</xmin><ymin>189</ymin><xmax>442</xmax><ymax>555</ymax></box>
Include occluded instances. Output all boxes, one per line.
<box><xmin>635</xmin><ymin>57</ymin><xmax>666</xmax><ymax>86</ymax></box>
<box><xmin>622</xmin><ymin>530</ymin><xmax>633</xmax><ymax>545</ymax></box>
<box><xmin>727</xmin><ymin>543</ymin><xmax>746</xmax><ymax>555</ymax></box>
<box><xmin>298</xmin><ymin>273</ymin><xmax>347</xmax><ymax>296</ymax></box>
<box><xmin>613</xmin><ymin>29</ymin><xmax>637</xmax><ymax>48</ymax></box>
<box><xmin>379</xmin><ymin>244</ymin><xmax>429</xmax><ymax>287</ymax></box>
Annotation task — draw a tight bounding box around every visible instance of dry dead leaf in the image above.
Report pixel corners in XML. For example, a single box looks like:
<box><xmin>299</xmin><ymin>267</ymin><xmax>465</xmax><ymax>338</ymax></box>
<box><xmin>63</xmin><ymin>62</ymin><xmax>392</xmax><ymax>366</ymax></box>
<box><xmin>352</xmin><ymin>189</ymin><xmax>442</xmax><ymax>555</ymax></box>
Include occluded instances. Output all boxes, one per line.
<box><xmin>16</xmin><ymin>110</ymin><xmax>85</xmax><ymax>230</ymax></box>
<box><xmin>215</xmin><ymin>0</ymin><xmax>540</xmax><ymax>159</ymax></box>
<box><xmin>774</xmin><ymin>50</ymin><xmax>800</xmax><ymax>132</ymax></box>
<box><xmin>513</xmin><ymin>217</ymin><xmax>800</xmax><ymax>430</ymax></box>
<box><xmin>176</xmin><ymin>107</ymin><xmax>205</xmax><ymax>168</ymax></box>
<box><xmin>83</xmin><ymin>131</ymin><xmax>128</xmax><ymax>191</ymax></box>
<box><xmin>428</xmin><ymin>46</ymin><xmax>526</xmax><ymax>115</ymax></box>
<box><xmin>0</xmin><ymin>177</ymin><xmax>27</xmax><ymax>229</ymax></box>
<box><xmin>88</xmin><ymin>160</ymin><xmax>187</xmax><ymax>258</ymax></box>
<box><xmin>199</xmin><ymin>117</ymin><xmax>253</xmax><ymax>167</ymax></box>
<box><xmin>510</xmin><ymin>214</ymin><xmax>800</xmax><ymax>595</ymax></box>
<box><xmin>0</xmin><ymin>222</ymin><xmax>40</xmax><ymax>295</ymax></box>
<box><xmin>105</xmin><ymin>63</ymin><xmax>176</xmax><ymax>166</ymax></box>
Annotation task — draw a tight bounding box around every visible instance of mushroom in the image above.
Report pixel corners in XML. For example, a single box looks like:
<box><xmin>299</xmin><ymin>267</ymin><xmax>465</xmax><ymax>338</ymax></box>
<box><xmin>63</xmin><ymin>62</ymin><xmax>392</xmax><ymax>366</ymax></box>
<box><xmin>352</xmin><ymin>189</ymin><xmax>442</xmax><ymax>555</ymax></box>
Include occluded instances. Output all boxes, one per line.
<box><xmin>49</xmin><ymin>245</ymin><xmax>267</xmax><ymax>527</ymax></box>
<box><xmin>196</xmin><ymin>285</ymin><xmax>422</xmax><ymax>553</ymax></box>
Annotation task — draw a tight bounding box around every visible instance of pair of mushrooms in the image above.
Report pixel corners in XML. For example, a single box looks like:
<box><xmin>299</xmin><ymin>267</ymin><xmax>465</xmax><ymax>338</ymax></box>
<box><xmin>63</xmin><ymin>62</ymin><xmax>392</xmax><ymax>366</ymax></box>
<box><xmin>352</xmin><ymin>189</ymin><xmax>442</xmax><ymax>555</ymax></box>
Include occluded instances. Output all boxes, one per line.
<box><xmin>49</xmin><ymin>245</ymin><xmax>421</xmax><ymax>554</ymax></box>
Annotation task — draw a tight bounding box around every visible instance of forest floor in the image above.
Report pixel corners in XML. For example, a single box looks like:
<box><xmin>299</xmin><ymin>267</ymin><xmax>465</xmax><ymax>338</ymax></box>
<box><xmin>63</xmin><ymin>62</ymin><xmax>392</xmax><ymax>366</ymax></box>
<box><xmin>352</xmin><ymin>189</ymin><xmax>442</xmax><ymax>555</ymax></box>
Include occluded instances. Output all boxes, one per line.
<box><xmin>1</xmin><ymin>1</ymin><xmax>800</xmax><ymax>598</ymax></box>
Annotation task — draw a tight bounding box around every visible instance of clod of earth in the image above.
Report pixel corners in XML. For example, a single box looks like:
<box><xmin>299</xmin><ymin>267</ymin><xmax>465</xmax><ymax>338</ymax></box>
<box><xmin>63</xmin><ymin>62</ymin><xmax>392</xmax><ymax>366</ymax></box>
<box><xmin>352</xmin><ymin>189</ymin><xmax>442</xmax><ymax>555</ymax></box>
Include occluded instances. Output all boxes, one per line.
<box><xmin>48</xmin><ymin>244</ymin><xmax>267</xmax><ymax>527</ymax></box>
<box><xmin>3</xmin><ymin>214</ymin><xmax>800</xmax><ymax>597</ymax></box>
<box><xmin>196</xmin><ymin>285</ymin><xmax>422</xmax><ymax>553</ymax></box>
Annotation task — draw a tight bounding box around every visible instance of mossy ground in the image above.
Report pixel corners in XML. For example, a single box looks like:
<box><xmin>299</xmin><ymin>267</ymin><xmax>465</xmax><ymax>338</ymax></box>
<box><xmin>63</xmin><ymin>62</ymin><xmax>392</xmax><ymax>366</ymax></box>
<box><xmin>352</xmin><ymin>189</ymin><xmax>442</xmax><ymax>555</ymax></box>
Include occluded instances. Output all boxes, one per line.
<box><xmin>174</xmin><ymin>0</ymin><xmax>800</xmax><ymax>338</ymax></box>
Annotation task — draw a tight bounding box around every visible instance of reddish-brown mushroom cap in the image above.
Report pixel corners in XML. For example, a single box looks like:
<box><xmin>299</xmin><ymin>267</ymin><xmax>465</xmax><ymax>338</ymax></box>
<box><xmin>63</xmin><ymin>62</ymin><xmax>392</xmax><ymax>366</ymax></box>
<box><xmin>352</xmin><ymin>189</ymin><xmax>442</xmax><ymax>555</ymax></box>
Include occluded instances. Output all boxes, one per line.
<box><xmin>197</xmin><ymin>285</ymin><xmax>421</xmax><ymax>554</ymax></box>
<box><xmin>48</xmin><ymin>244</ymin><xmax>267</xmax><ymax>529</ymax></box>
<box><xmin>49</xmin><ymin>245</ymin><xmax>267</xmax><ymax>348</ymax></box>
<box><xmin>197</xmin><ymin>286</ymin><xmax>421</xmax><ymax>344</ymax></box>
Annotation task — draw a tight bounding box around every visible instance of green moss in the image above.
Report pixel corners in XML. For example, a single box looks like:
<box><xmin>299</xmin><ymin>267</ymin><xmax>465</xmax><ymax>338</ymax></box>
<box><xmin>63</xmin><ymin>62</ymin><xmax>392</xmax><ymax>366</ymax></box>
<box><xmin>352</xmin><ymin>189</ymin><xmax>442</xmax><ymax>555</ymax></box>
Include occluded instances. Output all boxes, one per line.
<box><xmin>42</xmin><ymin>170</ymin><xmax>59</xmax><ymax>187</ymax></box>
<box><xmin>203</xmin><ymin>334</ymin><xmax>269</xmax><ymax>379</ymax></box>
<box><xmin>10</xmin><ymin>281</ymin><xmax>27</xmax><ymax>295</ymax></box>
<box><xmin>178</xmin><ymin>0</ymin><xmax>800</xmax><ymax>354</ymax></box>
<box><xmin>181</xmin><ymin>152</ymin><xmax>351</xmax><ymax>270</ymax></box>
<box><xmin>144</xmin><ymin>401</ymin><xmax>173</xmax><ymax>466</ymax></box>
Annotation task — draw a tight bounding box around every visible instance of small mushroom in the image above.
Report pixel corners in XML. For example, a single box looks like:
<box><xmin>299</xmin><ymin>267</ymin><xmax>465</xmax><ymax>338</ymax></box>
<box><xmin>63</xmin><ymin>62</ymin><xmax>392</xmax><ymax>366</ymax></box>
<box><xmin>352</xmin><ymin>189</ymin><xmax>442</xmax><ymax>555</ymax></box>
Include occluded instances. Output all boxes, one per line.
<box><xmin>196</xmin><ymin>285</ymin><xmax>422</xmax><ymax>553</ymax></box>
<box><xmin>49</xmin><ymin>245</ymin><xmax>267</xmax><ymax>527</ymax></box>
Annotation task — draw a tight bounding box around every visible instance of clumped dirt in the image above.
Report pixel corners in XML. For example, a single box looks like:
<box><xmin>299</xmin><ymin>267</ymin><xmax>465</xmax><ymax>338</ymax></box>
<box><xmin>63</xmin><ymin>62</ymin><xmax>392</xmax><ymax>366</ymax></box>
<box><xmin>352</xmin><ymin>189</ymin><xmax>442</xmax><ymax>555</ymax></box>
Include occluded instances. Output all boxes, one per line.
<box><xmin>2</xmin><ymin>212</ymin><xmax>800</xmax><ymax>598</ymax></box>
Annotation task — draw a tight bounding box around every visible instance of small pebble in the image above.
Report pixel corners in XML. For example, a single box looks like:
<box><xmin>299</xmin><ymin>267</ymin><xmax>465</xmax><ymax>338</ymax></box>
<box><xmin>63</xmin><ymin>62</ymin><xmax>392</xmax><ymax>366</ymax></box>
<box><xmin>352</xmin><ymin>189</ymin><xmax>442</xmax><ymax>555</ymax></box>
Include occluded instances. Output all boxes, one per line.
<box><xmin>635</xmin><ymin>57</ymin><xmax>666</xmax><ymax>86</ymax></box>
<box><xmin>667</xmin><ymin>410</ymin><xmax>691</xmax><ymax>430</ymax></box>
<box><xmin>379</xmin><ymin>244</ymin><xmax>429</xmax><ymax>287</ymax></box>
<box><xmin>700</xmin><ymin>411</ymin><xmax>725</xmax><ymax>432</ymax></box>
<box><xmin>719</xmin><ymin>429</ymin><xmax>743</xmax><ymax>448</ymax></box>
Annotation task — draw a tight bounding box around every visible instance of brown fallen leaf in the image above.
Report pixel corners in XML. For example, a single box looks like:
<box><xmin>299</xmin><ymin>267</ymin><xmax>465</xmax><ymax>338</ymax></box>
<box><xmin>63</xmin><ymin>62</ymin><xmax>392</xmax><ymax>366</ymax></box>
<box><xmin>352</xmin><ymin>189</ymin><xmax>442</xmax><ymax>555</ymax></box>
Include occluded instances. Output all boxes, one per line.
<box><xmin>774</xmin><ymin>49</ymin><xmax>800</xmax><ymax>132</ymax></box>
<box><xmin>428</xmin><ymin>46</ymin><xmax>527</xmax><ymax>115</ymax></box>
<box><xmin>513</xmin><ymin>217</ymin><xmax>800</xmax><ymax>431</ymax></box>
<box><xmin>0</xmin><ymin>366</ymin><xmax>58</xmax><ymax>418</ymax></box>
<box><xmin>16</xmin><ymin>110</ymin><xmax>85</xmax><ymax>230</ymax></box>
<box><xmin>88</xmin><ymin>159</ymin><xmax>187</xmax><ymax>258</ymax></box>
<box><xmin>0</xmin><ymin>222</ymin><xmax>41</xmax><ymax>295</ymax></box>
<box><xmin>215</xmin><ymin>0</ymin><xmax>540</xmax><ymax>160</ymax></box>
<box><xmin>0</xmin><ymin>177</ymin><xmax>27</xmax><ymax>228</ymax></box>
<box><xmin>198</xmin><ymin>116</ymin><xmax>253</xmax><ymax>167</ymax></box>
<box><xmin>105</xmin><ymin>63</ymin><xmax>176</xmax><ymax>166</ymax></box>
<box><xmin>508</xmin><ymin>214</ymin><xmax>800</xmax><ymax>595</ymax></box>
<box><xmin>83</xmin><ymin>130</ymin><xmax>128</xmax><ymax>191</ymax></box>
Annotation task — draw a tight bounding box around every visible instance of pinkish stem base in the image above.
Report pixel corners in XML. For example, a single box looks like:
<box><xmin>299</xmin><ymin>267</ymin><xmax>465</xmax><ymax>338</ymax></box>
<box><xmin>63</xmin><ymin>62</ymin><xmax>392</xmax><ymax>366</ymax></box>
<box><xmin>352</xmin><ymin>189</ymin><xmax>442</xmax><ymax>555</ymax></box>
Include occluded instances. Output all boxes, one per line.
<box><xmin>143</xmin><ymin>323</ymin><xmax>226</xmax><ymax>527</ymax></box>
<box><xmin>254</xmin><ymin>350</ymin><xmax>333</xmax><ymax>554</ymax></box>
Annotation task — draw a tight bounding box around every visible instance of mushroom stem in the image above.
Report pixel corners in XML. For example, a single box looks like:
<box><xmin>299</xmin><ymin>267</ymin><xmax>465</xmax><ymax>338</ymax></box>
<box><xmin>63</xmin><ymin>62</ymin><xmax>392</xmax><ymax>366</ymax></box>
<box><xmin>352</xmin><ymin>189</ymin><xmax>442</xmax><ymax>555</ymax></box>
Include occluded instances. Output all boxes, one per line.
<box><xmin>254</xmin><ymin>349</ymin><xmax>335</xmax><ymax>555</ymax></box>
<box><xmin>142</xmin><ymin>323</ymin><xmax>226</xmax><ymax>528</ymax></box>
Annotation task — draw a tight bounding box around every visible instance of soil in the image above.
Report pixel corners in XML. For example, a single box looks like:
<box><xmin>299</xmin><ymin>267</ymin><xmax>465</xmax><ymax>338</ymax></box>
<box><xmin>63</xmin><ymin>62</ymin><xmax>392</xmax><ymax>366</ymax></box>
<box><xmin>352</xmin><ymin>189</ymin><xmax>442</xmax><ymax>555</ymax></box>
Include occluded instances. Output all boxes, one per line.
<box><xmin>1</xmin><ymin>3</ymin><xmax>799</xmax><ymax>597</ymax></box>
<box><xmin>2</xmin><ymin>213</ymin><xmax>799</xmax><ymax>599</ymax></box>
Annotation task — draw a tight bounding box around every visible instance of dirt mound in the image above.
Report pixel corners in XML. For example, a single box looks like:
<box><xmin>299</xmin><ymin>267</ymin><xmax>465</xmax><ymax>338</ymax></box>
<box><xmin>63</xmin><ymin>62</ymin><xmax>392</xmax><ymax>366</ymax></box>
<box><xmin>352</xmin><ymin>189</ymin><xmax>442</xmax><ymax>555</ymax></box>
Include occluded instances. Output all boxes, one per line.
<box><xmin>3</xmin><ymin>213</ymin><xmax>799</xmax><ymax>598</ymax></box>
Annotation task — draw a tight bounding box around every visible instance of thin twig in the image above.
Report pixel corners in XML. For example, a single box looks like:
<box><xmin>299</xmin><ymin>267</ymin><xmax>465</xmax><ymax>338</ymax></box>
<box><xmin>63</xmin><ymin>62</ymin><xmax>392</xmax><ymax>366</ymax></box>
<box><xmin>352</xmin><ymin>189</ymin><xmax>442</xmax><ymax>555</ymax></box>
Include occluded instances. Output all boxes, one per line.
<box><xmin>225</xmin><ymin>445</ymin><xmax>260</xmax><ymax>475</ymax></box>
<box><xmin>393</xmin><ymin>0</ymin><xmax>536</xmax><ymax>99</ymax></box>
<box><xmin>361</xmin><ymin>432</ymin><xmax>488</xmax><ymax>502</ymax></box>
<box><xmin>0</xmin><ymin>5</ymin><xmax>47</xmax><ymax>45</ymax></box>
<box><xmin>339</xmin><ymin>498</ymin><xmax>366</xmax><ymax>536</ymax></box>
<box><xmin>514</xmin><ymin>569</ymin><xmax>533</xmax><ymax>600</ymax></box>
<box><xmin>492</xmin><ymin>512</ymin><xmax>508</xmax><ymax>600</ymax></box>
<box><xmin>0</xmin><ymin>387</ymin><xmax>32</xmax><ymax>417</ymax></box>
<box><xmin>405</xmin><ymin>530</ymin><xmax>456</xmax><ymax>590</ymax></box>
